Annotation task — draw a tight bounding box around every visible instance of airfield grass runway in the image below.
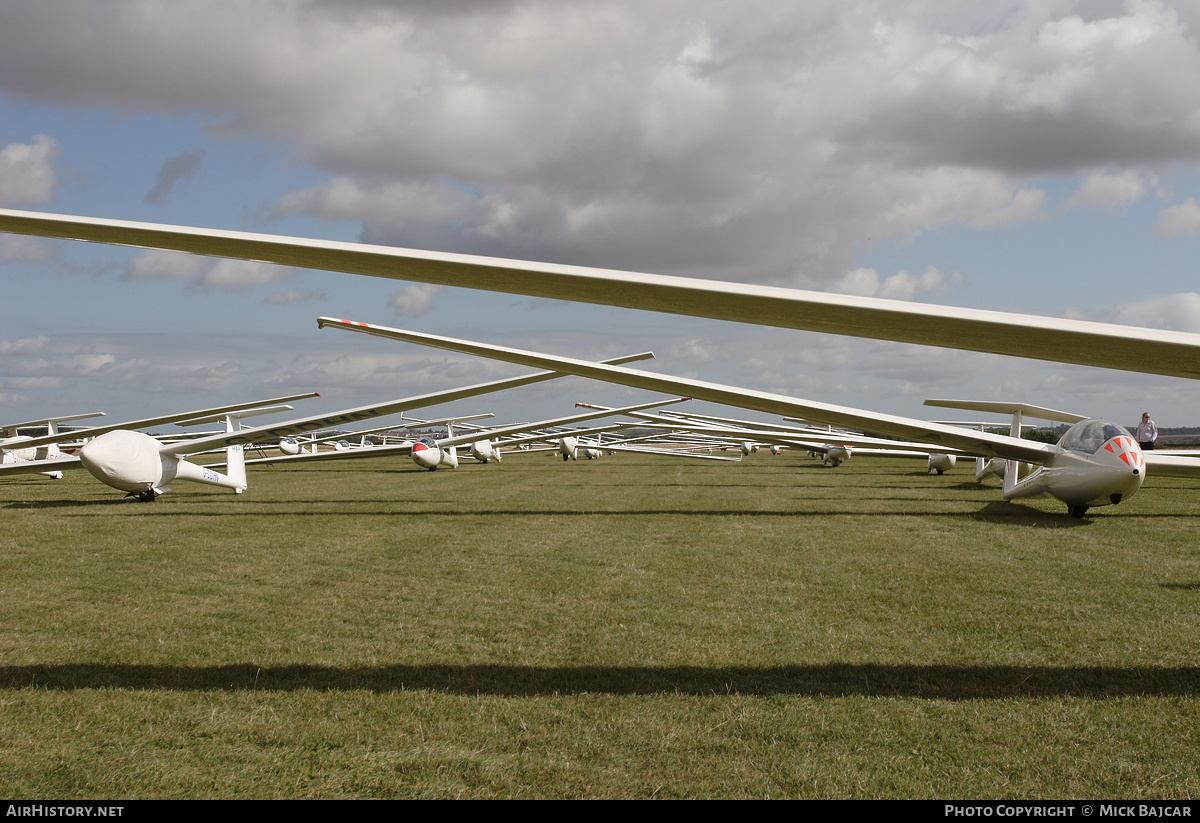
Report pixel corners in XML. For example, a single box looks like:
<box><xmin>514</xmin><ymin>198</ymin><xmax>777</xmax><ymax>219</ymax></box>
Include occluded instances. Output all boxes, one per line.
<box><xmin>1</xmin><ymin>451</ymin><xmax>1198</xmax><ymax>799</ymax></box>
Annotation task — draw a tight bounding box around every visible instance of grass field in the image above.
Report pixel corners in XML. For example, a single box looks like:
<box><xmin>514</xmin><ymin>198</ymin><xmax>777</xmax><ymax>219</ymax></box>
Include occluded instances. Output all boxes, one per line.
<box><xmin>1</xmin><ymin>451</ymin><xmax>1198</xmax><ymax>798</ymax></box>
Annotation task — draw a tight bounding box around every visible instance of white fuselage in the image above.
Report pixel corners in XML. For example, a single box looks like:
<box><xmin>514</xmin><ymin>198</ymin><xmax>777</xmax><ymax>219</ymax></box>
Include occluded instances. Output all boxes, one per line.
<box><xmin>1002</xmin><ymin>420</ymin><xmax>1143</xmax><ymax>511</ymax></box>
<box><xmin>1</xmin><ymin>436</ymin><xmax>70</xmax><ymax>479</ymax></box>
<box><xmin>78</xmin><ymin>429</ymin><xmax>243</xmax><ymax>497</ymax></box>
<box><xmin>469</xmin><ymin>439</ymin><xmax>500</xmax><ymax>463</ymax></box>
<box><xmin>411</xmin><ymin>438</ymin><xmax>458</xmax><ymax>470</ymax></box>
<box><xmin>558</xmin><ymin>437</ymin><xmax>578</xmax><ymax>461</ymax></box>
<box><xmin>927</xmin><ymin>453</ymin><xmax>956</xmax><ymax>474</ymax></box>
<box><xmin>823</xmin><ymin>445</ymin><xmax>851</xmax><ymax>466</ymax></box>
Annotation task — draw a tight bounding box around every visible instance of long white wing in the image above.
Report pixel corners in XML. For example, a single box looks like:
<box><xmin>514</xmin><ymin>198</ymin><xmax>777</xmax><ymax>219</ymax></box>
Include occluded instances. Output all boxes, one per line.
<box><xmin>12</xmin><ymin>393</ymin><xmax>321</xmax><ymax>451</ymax></box>
<box><xmin>241</xmin><ymin>441</ymin><xmax>416</xmax><ymax>466</ymax></box>
<box><xmin>1141</xmin><ymin>453</ymin><xmax>1200</xmax><ymax>478</ymax></box>
<box><xmin>317</xmin><ymin>318</ymin><xmax>1056</xmax><ymax>464</ymax></box>
<box><xmin>3</xmin><ymin>209</ymin><xmax>1200</xmax><ymax>378</ymax></box>
<box><xmin>0</xmin><ymin>455</ymin><xmax>83</xmax><ymax>477</ymax></box>
<box><xmin>923</xmin><ymin>399</ymin><xmax>1088</xmax><ymax>424</ymax></box>
<box><xmin>633</xmin><ymin>418</ymin><xmax>963</xmax><ymax>453</ymax></box>
<box><xmin>238</xmin><ymin>423</ymin><xmax>627</xmax><ymax>467</ymax></box>
<box><xmin>594</xmin><ymin>444</ymin><xmax>743</xmax><ymax>461</ymax></box>
<box><xmin>433</xmin><ymin>397</ymin><xmax>685</xmax><ymax>449</ymax></box>
<box><xmin>162</xmin><ymin>351</ymin><xmax>659</xmax><ymax>456</ymax></box>
<box><xmin>235</xmin><ymin>398</ymin><xmax>685</xmax><ymax>467</ymax></box>
<box><xmin>2</xmin><ymin>412</ymin><xmax>106</xmax><ymax>432</ymax></box>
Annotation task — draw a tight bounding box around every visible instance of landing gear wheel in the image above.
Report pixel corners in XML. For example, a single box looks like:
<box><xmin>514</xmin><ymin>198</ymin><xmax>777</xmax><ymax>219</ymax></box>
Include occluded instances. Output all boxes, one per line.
<box><xmin>137</xmin><ymin>489</ymin><xmax>156</xmax><ymax>502</ymax></box>
<box><xmin>1067</xmin><ymin>505</ymin><xmax>1088</xmax><ymax>518</ymax></box>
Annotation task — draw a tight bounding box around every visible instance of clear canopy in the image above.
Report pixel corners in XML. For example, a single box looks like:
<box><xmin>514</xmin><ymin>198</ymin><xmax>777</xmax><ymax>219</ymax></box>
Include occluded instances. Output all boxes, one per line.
<box><xmin>1058</xmin><ymin>419</ymin><xmax>1130</xmax><ymax>454</ymax></box>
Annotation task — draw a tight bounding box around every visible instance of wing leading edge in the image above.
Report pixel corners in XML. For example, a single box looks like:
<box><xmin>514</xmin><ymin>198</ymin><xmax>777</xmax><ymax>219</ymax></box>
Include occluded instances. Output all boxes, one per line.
<box><xmin>3</xmin><ymin>208</ymin><xmax>1200</xmax><ymax>379</ymax></box>
<box><xmin>316</xmin><ymin>317</ymin><xmax>1055</xmax><ymax>464</ymax></box>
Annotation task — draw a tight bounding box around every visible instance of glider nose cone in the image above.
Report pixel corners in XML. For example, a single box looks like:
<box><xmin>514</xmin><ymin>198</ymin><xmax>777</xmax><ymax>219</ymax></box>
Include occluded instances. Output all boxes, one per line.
<box><xmin>1098</xmin><ymin>436</ymin><xmax>1146</xmax><ymax>502</ymax></box>
<box><xmin>1114</xmin><ymin>462</ymin><xmax>1144</xmax><ymax>501</ymax></box>
<box><xmin>79</xmin><ymin>430</ymin><xmax>163</xmax><ymax>492</ymax></box>
<box><xmin>411</xmin><ymin>441</ymin><xmax>440</xmax><ymax>469</ymax></box>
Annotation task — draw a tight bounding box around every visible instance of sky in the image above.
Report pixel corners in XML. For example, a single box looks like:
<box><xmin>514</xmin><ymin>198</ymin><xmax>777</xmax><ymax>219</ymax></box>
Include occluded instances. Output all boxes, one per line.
<box><xmin>3</xmin><ymin>0</ymin><xmax>1200</xmax><ymax>431</ymax></box>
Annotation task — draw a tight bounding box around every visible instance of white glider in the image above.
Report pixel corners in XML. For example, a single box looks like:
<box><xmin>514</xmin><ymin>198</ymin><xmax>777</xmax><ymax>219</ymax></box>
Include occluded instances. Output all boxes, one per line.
<box><xmin>583</xmin><ymin>404</ymin><xmax>954</xmax><ymax>468</ymax></box>
<box><xmin>237</xmin><ymin>397</ymin><xmax>687</xmax><ymax>471</ymax></box>
<box><xmin>1</xmin><ymin>412</ymin><xmax>106</xmax><ymax>479</ymax></box>
<box><xmin>316</xmin><ymin>318</ymin><xmax>1191</xmax><ymax>517</ymax></box>
<box><xmin>267</xmin><ymin>414</ymin><xmax>495</xmax><ymax>457</ymax></box>
<box><xmin>0</xmin><ymin>393</ymin><xmax>321</xmax><ymax>498</ymax></box>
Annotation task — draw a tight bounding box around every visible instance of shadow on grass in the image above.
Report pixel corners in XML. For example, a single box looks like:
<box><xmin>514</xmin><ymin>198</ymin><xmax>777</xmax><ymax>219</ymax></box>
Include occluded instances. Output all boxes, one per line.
<box><xmin>4</xmin><ymin>497</ymin><xmax>135</xmax><ymax>509</ymax></box>
<box><xmin>22</xmin><ymin>507</ymin><xmax>1089</xmax><ymax>524</ymax></box>
<box><xmin>2</xmin><ymin>663</ymin><xmax>1198</xmax><ymax>698</ymax></box>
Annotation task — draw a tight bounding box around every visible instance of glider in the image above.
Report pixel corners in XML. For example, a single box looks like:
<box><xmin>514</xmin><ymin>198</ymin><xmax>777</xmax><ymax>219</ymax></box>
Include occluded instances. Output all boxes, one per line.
<box><xmin>315</xmin><ymin>317</ymin><xmax>1195</xmax><ymax>517</ymax></box>
<box><xmin>236</xmin><ymin>397</ymin><xmax>688</xmax><ymax>472</ymax></box>
<box><xmin>0</xmin><ymin>392</ymin><xmax>320</xmax><ymax>498</ymax></box>
<box><xmin>0</xmin><ymin>349</ymin><xmax>653</xmax><ymax>499</ymax></box>
<box><xmin>1</xmin><ymin>209</ymin><xmax>1200</xmax><ymax>379</ymax></box>
<box><xmin>266</xmin><ymin>414</ymin><xmax>495</xmax><ymax>457</ymax></box>
<box><xmin>578</xmin><ymin>404</ymin><xmax>953</xmax><ymax>469</ymax></box>
<box><xmin>1</xmin><ymin>411</ymin><xmax>106</xmax><ymax>479</ymax></box>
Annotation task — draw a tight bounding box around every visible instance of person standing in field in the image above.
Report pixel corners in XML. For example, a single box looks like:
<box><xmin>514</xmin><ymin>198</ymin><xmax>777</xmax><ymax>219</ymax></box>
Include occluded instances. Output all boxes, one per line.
<box><xmin>1136</xmin><ymin>412</ymin><xmax>1158</xmax><ymax>450</ymax></box>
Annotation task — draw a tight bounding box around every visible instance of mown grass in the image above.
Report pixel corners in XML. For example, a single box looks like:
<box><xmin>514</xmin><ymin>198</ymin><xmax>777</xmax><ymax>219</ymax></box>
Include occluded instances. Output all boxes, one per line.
<box><xmin>1</xmin><ymin>453</ymin><xmax>1198</xmax><ymax>798</ymax></box>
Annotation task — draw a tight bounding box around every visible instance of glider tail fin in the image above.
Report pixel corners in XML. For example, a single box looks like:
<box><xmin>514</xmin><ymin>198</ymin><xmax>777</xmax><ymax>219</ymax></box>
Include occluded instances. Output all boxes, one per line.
<box><xmin>224</xmin><ymin>413</ymin><xmax>248</xmax><ymax>494</ymax></box>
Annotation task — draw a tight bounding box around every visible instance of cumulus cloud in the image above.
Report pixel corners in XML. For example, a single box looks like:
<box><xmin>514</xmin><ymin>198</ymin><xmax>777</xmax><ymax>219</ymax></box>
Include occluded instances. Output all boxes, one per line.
<box><xmin>1</xmin><ymin>3</ymin><xmax>1198</xmax><ymax>284</ymax></box>
<box><xmin>0</xmin><ymin>333</ymin><xmax>273</xmax><ymax>404</ymax></box>
<box><xmin>1069</xmin><ymin>292</ymin><xmax>1200</xmax><ymax>333</ymax></box>
<box><xmin>0</xmin><ymin>234</ymin><xmax>56</xmax><ymax>263</ymax></box>
<box><xmin>670</xmin><ymin>339</ymin><xmax>718</xmax><ymax>364</ymax></box>
<box><xmin>0</xmin><ymin>335</ymin><xmax>49</xmax><ymax>356</ymax></box>
<box><xmin>0</xmin><ymin>391</ymin><xmax>30</xmax><ymax>407</ymax></box>
<box><xmin>1067</xmin><ymin>169</ymin><xmax>1148</xmax><ymax>210</ymax></box>
<box><xmin>0</xmin><ymin>134</ymin><xmax>59</xmax><ymax>206</ymax></box>
<box><xmin>197</xmin><ymin>259</ymin><xmax>292</xmax><ymax>291</ymax></box>
<box><xmin>831</xmin><ymin>266</ymin><xmax>964</xmax><ymax>301</ymax></box>
<box><xmin>1155</xmin><ymin>197</ymin><xmax>1200</xmax><ymax>236</ymax></box>
<box><xmin>388</xmin><ymin>283</ymin><xmax>441</xmax><ymax>316</ymax></box>
<box><xmin>6</xmin><ymin>376</ymin><xmax>66</xmax><ymax>390</ymax></box>
<box><xmin>124</xmin><ymin>249</ymin><xmax>293</xmax><ymax>291</ymax></box>
<box><xmin>145</xmin><ymin>149</ymin><xmax>205</xmax><ymax>204</ymax></box>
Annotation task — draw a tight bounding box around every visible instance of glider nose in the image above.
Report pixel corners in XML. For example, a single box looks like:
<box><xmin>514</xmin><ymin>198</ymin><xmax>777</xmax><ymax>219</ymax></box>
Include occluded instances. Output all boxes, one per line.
<box><xmin>1104</xmin><ymin>462</ymin><xmax>1144</xmax><ymax>506</ymax></box>
<box><xmin>79</xmin><ymin>430</ymin><xmax>162</xmax><ymax>492</ymax></box>
<box><xmin>411</xmin><ymin>441</ymin><xmax>440</xmax><ymax>469</ymax></box>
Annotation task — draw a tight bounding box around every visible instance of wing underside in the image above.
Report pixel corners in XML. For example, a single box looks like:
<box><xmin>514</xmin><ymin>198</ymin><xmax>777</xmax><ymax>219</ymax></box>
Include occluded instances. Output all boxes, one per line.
<box><xmin>4</xmin><ymin>208</ymin><xmax>1200</xmax><ymax>379</ymax></box>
